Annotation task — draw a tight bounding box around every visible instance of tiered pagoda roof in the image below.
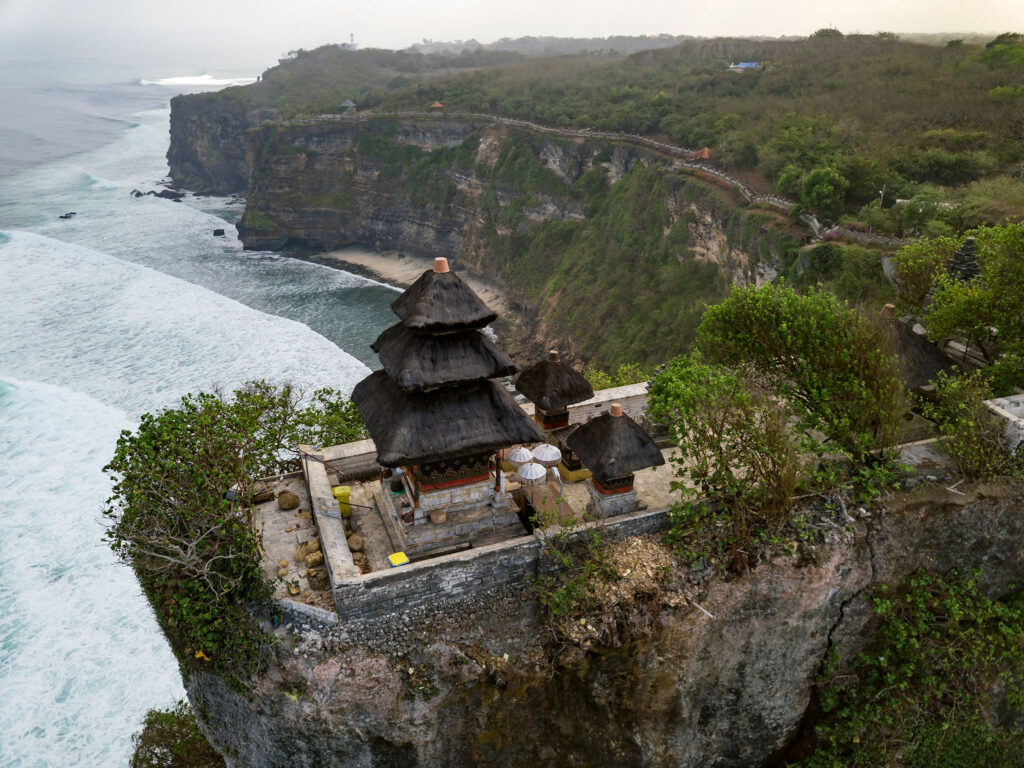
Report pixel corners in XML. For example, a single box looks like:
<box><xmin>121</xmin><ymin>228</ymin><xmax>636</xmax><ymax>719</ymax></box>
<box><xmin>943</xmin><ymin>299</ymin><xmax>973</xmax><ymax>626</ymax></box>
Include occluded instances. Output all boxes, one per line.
<box><xmin>352</xmin><ymin>258</ymin><xmax>543</xmax><ymax>467</ymax></box>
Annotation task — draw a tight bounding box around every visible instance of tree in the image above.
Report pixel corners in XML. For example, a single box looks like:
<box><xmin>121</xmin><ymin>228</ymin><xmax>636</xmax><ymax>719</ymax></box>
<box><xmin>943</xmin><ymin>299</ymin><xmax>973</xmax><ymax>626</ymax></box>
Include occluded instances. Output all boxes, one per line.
<box><xmin>104</xmin><ymin>382</ymin><xmax>365</xmax><ymax>676</ymax></box>
<box><xmin>696</xmin><ymin>284</ymin><xmax>906</xmax><ymax>462</ymax></box>
<box><xmin>646</xmin><ymin>353</ymin><xmax>801</xmax><ymax>518</ymax></box>
<box><xmin>131</xmin><ymin>701</ymin><xmax>224</xmax><ymax>768</ymax></box>
<box><xmin>799</xmin><ymin>166</ymin><xmax>849</xmax><ymax>218</ymax></box>
<box><xmin>892</xmin><ymin>235</ymin><xmax>958</xmax><ymax>314</ymax></box>
<box><xmin>923</xmin><ymin>223</ymin><xmax>1024</xmax><ymax>392</ymax></box>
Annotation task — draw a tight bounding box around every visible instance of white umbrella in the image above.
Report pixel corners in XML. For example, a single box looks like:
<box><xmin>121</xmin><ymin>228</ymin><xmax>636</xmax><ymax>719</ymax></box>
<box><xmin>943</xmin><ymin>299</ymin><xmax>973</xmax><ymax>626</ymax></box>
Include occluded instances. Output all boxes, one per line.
<box><xmin>508</xmin><ymin>446</ymin><xmax>534</xmax><ymax>468</ymax></box>
<box><xmin>532</xmin><ymin>442</ymin><xmax>561</xmax><ymax>467</ymax></box>
<box><xmin>517</xmin><ymin>461</ymin><xmax>547</xmax><ymax>485</ymax></box>
<box><xmin>531</xmin><ymin>442</ymin><xmax>564</xmax><ymax>518</ymax></box>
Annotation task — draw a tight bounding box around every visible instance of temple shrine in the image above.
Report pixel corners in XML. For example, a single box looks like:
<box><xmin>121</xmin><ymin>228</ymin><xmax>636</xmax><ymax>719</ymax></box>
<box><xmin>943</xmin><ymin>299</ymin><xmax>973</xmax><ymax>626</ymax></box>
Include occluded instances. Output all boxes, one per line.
<box><xmin>567</xmin><ymin>402</ymin><xmax>665</xmax><ymax>518</ymax></box>
<box><xmin>351</xmin><ymin>257</ymin><xmax>545</xmax><ymax>557</ymax></box>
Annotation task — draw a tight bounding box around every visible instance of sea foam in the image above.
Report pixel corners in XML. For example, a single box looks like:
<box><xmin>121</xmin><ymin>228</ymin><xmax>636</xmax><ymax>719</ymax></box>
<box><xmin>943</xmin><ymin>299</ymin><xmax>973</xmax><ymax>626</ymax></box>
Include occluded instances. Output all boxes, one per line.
<box><xmin>0</xmin><ymin>230</ymin><xmax>371</xmax><ymax>414</ymax></box>
<box><xmin>139</xmin><ymin>74</ymin><xmax>257</xmax><ymax>87</ymax></box>
<box><xmin>0</xmin><ymin>377</ymin><xmax>183</xmax><ymax>768</ymax></box>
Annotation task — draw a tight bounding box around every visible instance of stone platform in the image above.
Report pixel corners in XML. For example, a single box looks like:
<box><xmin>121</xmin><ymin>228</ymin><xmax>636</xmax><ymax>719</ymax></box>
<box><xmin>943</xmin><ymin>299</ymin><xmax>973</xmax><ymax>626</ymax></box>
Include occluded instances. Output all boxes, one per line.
<box><xmin>375</xmin><ymin>481</ymin><xmax>526</xmax><ymax>558</ymax></box>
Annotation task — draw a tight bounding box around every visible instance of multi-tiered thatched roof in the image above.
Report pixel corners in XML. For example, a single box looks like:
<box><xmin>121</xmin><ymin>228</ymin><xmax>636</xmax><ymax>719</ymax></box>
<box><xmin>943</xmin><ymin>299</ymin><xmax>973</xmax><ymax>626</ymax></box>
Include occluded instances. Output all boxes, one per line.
<box><xmin>566</xmin><ymin>404</ymin><xmax>665</xmax><ymax>482</ymax></box>
<box><xmin>515</xmin><ymin>350</ymin><xmax>594</xmax><ymax>412</ymax></box>
<box><xmin>390</xmin><ymin>268</ymin><xmax>497</xmax><ymax>331</ymax></box>
<box><xmin>353</xmin><ymin>372</ymin><xmax>543</xmax><ymax>466</ymax></box>
<box><xmin>352</xmin><ymin>258</ymin><xmax>543</xmax><ymax>467</ymax></box>
<box><xmin>372</xmin><ymin>323</ymin><xmax>516</xmax><ymax>390</ymax></box>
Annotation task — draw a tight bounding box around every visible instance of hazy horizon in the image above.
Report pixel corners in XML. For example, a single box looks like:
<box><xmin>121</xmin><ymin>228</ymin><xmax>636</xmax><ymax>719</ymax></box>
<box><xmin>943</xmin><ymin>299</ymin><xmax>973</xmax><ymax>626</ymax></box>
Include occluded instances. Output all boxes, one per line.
<box><xmin>1</xmin><ymin>0</ymin><xmax>1022</xmax><ymax>80</ymax></box>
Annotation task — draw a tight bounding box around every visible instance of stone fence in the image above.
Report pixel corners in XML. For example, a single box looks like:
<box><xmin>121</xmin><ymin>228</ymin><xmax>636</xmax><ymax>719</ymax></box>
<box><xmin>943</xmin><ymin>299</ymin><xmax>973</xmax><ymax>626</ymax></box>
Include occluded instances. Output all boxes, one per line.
<box><xmin>329</xmin><ymin>504</ymin><xmax>670</xmax><ymax>622</ymax></box>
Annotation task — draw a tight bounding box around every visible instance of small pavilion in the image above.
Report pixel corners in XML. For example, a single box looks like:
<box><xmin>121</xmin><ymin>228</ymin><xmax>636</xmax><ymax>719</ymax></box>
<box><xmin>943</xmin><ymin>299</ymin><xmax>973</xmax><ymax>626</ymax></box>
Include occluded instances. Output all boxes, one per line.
<box><xmin>352</xmin><ymin>257</ymin><xmax>544</xmax><ymax>556</ymax></box>
<box><xmin>515</xmin><ymin>350</ymin><xmax>594</xmax><ymax>431</ymax></box>
<box><xmin>567</xmin><ymin>403</ymin><xmax>665</xmax><ymax>518</ymax></box>
<box><xmin>515</xmin><ymin>349</ymin><xmax>594</xmax><ymax>479</ymax></box>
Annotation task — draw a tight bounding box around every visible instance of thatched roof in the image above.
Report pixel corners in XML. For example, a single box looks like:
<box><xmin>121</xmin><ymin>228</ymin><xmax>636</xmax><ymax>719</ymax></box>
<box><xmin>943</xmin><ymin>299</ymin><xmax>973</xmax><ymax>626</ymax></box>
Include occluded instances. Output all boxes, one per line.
<box><xmin>391</xmin><ymin>268</ymin><xmax>497</xmax><ymax>332</ymax></box>
<box><xmin>372</xmin><ymin>323</ymin><xmax>517</xmax><ymax>389</ymax></box>
<box><xmin>515</xmin><ymin>351</ymin><xmax>594</xmax><ymax>411</ymax></box>
<box><xmin>352</xmin><ymin>370</ymin><xmax>545</xmax><ymax>466</ymax></box>
<box><xmin>566</xmin><ymin>407</ymin><xmax>665</xmax><ymax>482</ymax></box>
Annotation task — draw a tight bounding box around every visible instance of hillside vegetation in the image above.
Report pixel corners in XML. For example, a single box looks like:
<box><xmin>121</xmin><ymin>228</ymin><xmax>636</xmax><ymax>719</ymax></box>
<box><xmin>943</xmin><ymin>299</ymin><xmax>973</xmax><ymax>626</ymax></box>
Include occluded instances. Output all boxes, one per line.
<box><xmin>229</xmin><ymin>33</ymin><xmax>1024</xmax><ymax>231</ymax></box>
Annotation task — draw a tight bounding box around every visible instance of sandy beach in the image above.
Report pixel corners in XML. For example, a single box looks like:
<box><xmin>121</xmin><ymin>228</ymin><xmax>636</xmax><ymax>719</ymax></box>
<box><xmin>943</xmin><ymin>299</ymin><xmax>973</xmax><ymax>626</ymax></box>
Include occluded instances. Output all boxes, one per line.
<box><xmin>320</xmin><ymin>247</ymin><xmax>514</xmax><ymax>318</ymax></box>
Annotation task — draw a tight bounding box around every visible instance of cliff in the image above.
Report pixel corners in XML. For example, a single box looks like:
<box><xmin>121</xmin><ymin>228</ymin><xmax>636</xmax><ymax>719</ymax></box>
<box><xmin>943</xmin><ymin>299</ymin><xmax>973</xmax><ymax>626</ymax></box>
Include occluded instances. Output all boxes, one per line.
<box><xmin>167</xmin><ymin>110</ymin><xmax>802</xmax><ymax>367</ymax></box>
<box><xmin>168</xmin><ymin>91</ymin><xmax>255</xmax><ymax>194</ymax></box>
<box><xmin>186</xmin><ymin>482</ymin><xmax>1023</xmax><ymax>767</ymax></box>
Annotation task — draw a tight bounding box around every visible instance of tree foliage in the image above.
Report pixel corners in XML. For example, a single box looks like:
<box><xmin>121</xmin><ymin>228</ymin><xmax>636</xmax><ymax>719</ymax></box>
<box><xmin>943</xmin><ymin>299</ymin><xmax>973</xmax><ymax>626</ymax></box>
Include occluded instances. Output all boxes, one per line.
<box><xmin>924</xmin><ymin>223</ymin><xmax>1024</xmax><ymax>393</ymax></box>
<box><xmin>104</xmin><ymin>382</ymin><xmax>365</xmax><ymax>676</ymax></box>
<box><xmin>891</xmin><ymin>235</ymin><xmax>958</xmax><ymax>314</ymax></box>
<box><xmin>799</xmin><ymin>166</ymin><xmax>849</xmax><ymax>218</ymax></box>
<box><xmin>802</xmin><ymin>572</ymin><xmax>1024</xmax><ymax>767</ymax></box>
<box><xmin>582</xmin><ymin>361</ymin><xmax>648</xmax><ymax>390</ymax></box>
<box><xmin>131</xmin><ymin>701</ymin><xmax>224</xmax><ymax>768</ymax></box>
<box><xmin>920</xmin><ymin>371</ymin><xmax>1022</xmax><ymax>480</ymax></box>
<box><xmin>695</xmin><ymin>284</ymin><xmax>906</xmax><ymax>462</ymax></box>
<box><xmin>646</xmin><ymin>353</ymin><xmax>801</xmax><ymax>523</ymax></box>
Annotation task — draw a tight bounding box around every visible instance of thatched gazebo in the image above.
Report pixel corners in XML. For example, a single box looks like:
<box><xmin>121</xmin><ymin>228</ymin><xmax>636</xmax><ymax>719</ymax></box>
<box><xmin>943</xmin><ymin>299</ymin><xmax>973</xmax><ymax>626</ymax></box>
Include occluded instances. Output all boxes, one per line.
<box><xmin>352</xmin><ymin>257</ymin><xmax>544</xmax><ymax>555</ymax></box>
<box><xmin>566</xmin><ymin>403</ymin><xmax>665</xmax><ymax>518</ymax></box>
<box><xmin>516</xmin><ymin>350</ymin><xmax>594</xmax><ymax>430</ymax></box>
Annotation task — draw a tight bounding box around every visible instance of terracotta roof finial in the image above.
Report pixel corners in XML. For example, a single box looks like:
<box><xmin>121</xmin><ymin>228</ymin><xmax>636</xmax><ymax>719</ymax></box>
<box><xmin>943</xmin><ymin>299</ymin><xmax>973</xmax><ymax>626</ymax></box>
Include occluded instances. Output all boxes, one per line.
<box><xmin>609</xmin><ymin>403</ymin><xmax>623</xmax><ymax>418</ymax></box>
<box><xmin>433</xmin><ymin>257</ymin><xmax>450</xmax><ymax>274</ymax></box>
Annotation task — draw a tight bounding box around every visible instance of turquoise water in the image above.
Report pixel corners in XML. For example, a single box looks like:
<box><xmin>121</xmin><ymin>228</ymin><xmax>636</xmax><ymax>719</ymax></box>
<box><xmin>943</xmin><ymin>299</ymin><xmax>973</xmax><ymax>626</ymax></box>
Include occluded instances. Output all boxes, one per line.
<box><xmin>0</xmin><ymin>72</ymin><xmax>396</xmax><ymax>767</ymax></box>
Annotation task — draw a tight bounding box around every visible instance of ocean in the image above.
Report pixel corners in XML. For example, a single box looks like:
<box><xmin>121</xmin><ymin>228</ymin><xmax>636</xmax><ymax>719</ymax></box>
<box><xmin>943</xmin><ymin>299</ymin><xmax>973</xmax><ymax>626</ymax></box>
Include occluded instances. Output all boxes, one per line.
<box><xmin>0</xmin><ymin>65</ymin><xmax>397</xmax><ymax>766</ymax></box>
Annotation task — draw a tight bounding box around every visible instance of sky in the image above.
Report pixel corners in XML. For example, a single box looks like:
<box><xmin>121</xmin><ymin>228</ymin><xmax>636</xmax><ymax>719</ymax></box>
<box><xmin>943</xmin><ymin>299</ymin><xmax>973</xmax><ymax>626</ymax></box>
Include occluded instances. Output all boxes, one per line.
<box><xmin>1</xmin><ymin>0</ymin><xmax>1022</xmax><ymax>77</ymax></box>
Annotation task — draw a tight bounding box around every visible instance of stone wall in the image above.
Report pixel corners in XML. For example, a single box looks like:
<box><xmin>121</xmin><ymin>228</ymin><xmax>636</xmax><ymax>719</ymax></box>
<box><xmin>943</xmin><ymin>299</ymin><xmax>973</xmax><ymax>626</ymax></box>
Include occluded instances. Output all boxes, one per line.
<box><xmin>329</xmin><ymin>505</ymin><xmax>669</xmax><ymax>621</ymax></box>
<box><xmin>987</xmin><ymin>394</ymin><xmax>1024</xmax><ymax>453</ymax></box>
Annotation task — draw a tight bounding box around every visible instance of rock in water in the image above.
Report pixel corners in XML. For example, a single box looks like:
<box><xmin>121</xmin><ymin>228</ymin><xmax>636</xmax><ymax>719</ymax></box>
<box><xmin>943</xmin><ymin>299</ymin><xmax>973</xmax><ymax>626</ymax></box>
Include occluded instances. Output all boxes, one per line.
<box><xmin>213</xmin><ymin>228</ymin><xmax>225</xmax><ymax>236</ymax></box>
<box><xmin>278</xmin><ymin>491</ymin><xmax>300</xmax><ymax>510</ymax></box>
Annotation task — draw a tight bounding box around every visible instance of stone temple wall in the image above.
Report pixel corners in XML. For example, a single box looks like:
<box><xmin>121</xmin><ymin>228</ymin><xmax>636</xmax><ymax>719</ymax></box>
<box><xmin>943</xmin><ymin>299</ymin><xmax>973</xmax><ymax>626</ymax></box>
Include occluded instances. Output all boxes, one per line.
<box><xmin>317</xmin><ymin>505</ymin><xmax>669</xmax><ymax>623</ymax></box>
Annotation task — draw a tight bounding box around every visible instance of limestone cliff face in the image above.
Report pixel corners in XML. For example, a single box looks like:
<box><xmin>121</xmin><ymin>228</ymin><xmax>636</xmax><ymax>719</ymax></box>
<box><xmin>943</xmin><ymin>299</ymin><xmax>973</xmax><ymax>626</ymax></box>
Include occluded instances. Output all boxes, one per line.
<box><xmin>236</xmin><ymin>119</ymin><xmax>491</xmax><ymax>256</ymax></box>
<box><xmin>186</xmin><ymin>483</ymin><xmax>1023</xmax><ymax>768</ymax></box>
<box><xmin>167</xmin><ymin>92</ymin><xmax>254</xmax><ymax>195</ymax></box>
<box><xmin>166</xmin><ymin>101</ymin><xmax>806</xmax><ymax>367</ymax></box>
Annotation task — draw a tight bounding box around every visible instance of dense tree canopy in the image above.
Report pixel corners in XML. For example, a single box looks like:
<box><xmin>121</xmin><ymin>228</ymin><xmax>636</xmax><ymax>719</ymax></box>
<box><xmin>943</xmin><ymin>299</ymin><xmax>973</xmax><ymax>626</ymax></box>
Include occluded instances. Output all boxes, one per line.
<box><xmin>104</xmin><ymin>382</ymin><xmax>365</xmax><ymax>676</ymax></box>
<box><xmin>695</xmin><ymin>284</ymin><xmax>906</xmax><ymax>461</ymax></box>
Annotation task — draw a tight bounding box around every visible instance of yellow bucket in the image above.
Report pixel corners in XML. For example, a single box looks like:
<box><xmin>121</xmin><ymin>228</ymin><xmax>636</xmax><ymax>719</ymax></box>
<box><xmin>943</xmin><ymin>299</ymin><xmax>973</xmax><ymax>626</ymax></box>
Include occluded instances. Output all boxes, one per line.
<box><xmin>332</xmin><ymin>485</ymin><xmax>351</xmax><ymax>517</ymax></box>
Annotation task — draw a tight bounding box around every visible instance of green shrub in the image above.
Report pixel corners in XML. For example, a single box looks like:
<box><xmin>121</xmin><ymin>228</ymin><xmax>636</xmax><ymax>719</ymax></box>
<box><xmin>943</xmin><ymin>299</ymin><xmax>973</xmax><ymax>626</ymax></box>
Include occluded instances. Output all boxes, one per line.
<box><xmin>131</xmin><ymin>700</ymin><xmax>224</xmax><ymax>768</ymax></box>
<box><xmin>104</xmin><ymin>382</ymin><xmax>365</xmax><ymax>678</ymax></box>
<box><xmin>921</xmin><ymin>371</ymin><xmax>1021</xmax><ymax>480</ymax></box>
<box><xmin>801</xmin><ymin>572</ymin><xmax>1024</xmax><ymax>767</ymax></box>
<box><xmin>583</xmin><ymin>361</ymin><xmax>648</xmax><ymax>390</ymax></box>
<box><xmin>648</xmin><ymin>353</ymin><xmax>801</xmax><ymax>518</ymax></box>
<box><xmin>696</xmin><ymin>284</ymin><xmax>906</xmax><ymax>463</ymax></box>
<box><xmin>922</xmin><ymin>223</ymin><xmax>1024</xmax><ymax>393</ymax></box>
